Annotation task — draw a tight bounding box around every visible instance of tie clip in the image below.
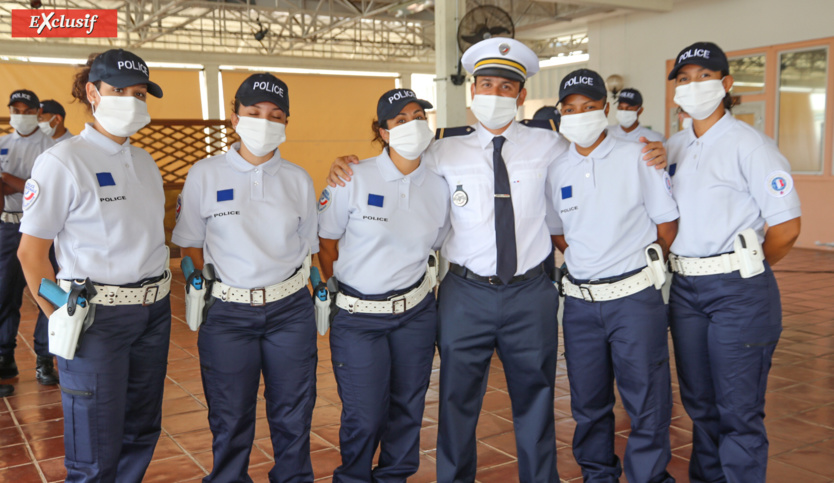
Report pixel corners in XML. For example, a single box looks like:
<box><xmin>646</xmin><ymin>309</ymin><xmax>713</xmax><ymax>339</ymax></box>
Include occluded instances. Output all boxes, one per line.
<box><xmin>494</xmin><ymin>194</ymin><xmax>511</xmax><ymax>198</ymax></box>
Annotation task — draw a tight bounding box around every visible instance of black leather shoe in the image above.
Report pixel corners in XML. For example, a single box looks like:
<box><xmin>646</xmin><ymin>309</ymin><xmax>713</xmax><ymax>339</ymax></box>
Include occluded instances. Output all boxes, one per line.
<box><xmin>36</xmin><ymin>356</ymin><xmax>59</xmax><ymax>386</ymax></box>
<box><xmin>0</xmin><ymin>354</ymin><xmax>18</xmax><ymax>379</ymax></box>
<box><xmin>0</xmin><ymin>384</ymin><xmax>12</xmax><ymax>397</ymax></box>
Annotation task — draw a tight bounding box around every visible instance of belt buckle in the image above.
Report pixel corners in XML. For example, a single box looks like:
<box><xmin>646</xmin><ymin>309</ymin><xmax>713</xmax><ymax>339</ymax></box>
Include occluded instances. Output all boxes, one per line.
<box><xmin>250</xmin><ymin>288</ymin><xmax>266</xmax><ymax>306</ymax></box>
<box><xmin>142</xmin><ymin>285</ymin><xmax>159</xmax><ymax>306</ymax></box>
<box><xmin>487</xmin><ymin>276</ymin><xmax>502</xmax><ymax>286</ymax></box>
<box><xmin>579</xmin><ymin>285</ymin><xmax>595</xmax><ymax>303</ymax></box>
<box><xmin>391</xmin><ymin>296</ymin><xmax>407</xmax><ymax>314</ymax></box>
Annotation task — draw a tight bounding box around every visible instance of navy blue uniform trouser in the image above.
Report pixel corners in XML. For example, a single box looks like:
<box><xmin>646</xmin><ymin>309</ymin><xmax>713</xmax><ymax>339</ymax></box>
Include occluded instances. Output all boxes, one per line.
<box><xmin>199</xmin><ymin>289</ymin><xmax>317</xmax><ymax>483</ymax></box>
<box><xmin>0</xmin><ymin>223</ymin><xmax>56</xmax><ymax>357</ymax></box>
<box><xmin>669</xmin><ymin>264</ymin><xmax>781</xmax><ymax>483</ymax></box>
<box><xmin>330</xmin><ymin>286</ymin><xmax>436</xmax><ymax>483</ymax></box>
<box><xmin>58</xmin><ymin>295</ymin><xmax>171</xmax><ymax>483</ymax></box>
<box><xmin>563</xmin><ymin>285</ymin><xmax>674</xmax><ymax>483</ymax></box>
<box><xmin>436</xmin><ymin>271</ymin><xmax>559</xmax><ymax>483</ymax></box>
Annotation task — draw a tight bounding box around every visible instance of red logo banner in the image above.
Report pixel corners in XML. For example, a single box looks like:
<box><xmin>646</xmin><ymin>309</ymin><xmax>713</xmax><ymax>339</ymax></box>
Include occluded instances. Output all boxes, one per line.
<box><xmin>11</xmin><ymin>9</ymin><xmax>118</xmax><ymax>38</ymax></box>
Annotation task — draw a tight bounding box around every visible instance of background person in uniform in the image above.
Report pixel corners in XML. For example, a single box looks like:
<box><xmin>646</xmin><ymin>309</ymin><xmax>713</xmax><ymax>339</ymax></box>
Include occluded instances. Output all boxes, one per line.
<box><xmin>17</xmin><ymin>49</ymin><xmax>171</xmax><ymax>482</ymax></box>
<box><xmin>326</xmin><ymin>38</ymin><xmax>669</xmax><ymax>483</ymax></box>
<box><xmin>317</xmin><ymin>88</ymin><xmax>449</xmax><ymax>482</ymax></box>
<box><xmin>609</xmin><ymin>88</ymin><xmax>666</xmax><ymax>143</ymax></box>
<box><xmin>665</xmin><ymin>42</ymin><xmax>801</xmax><ymax>483</ymax></box>
<box><xmin>549</xmin><ymin>68</ymin><xmax>678</xmax><ymax>483</ymax></box>
<box><xmin>172</xmin><ymin>73</ymin><xmax>319</xmax><ymax>483</ymax></box>
<box><xmin>38</xmin><ymin>99</ymin><xmax>74</xmax><ymax>143</ymax></box>
<box><xmin>532</xmin><ymin>105</ymin><xmax>561</xmax><ymax>131</ymax></box>
<box><xmin>0</xmin><ymin>89</ymin><xmax>56</xmax><ymax>396</ymax></box>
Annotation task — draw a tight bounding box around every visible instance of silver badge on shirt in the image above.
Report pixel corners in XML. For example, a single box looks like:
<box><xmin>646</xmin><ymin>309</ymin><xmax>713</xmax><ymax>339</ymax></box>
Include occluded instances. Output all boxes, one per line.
<box><xmin>452</xmin><ymin>184</ymin><xmax>468</xmax><ymax>207</ymax></box>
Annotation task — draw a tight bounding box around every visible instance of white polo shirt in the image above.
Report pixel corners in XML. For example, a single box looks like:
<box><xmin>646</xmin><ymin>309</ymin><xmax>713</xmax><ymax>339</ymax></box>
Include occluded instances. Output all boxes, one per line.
<box><xmin>608</xmin><ymin>123</ymin><xmax>666</xmax><ymax>144</ymax></box>
<box><xmin>20</xmin><ymin>124</ymin><xmax>167</xmax><ymax>285</ymax></box>
<box><xmin>0</xmin><ymin>129</ymin><xmax>55</xmax><ymax>212</ymax></box>
<box><xmin>668</xmin><ymin>111</ymin><xmax>801</xmax><ymax>258</ymax></box>
<box><xmin>173</xmin><ymin>142</ymin><xmax>318</xmax><ymax>289</ymax></box>
<box><xmin>547</xmin><ymin>133</ymin><xmax>679</xmax><ymax>280</ymax></box>
<box><xmin>318</xmin><ymin>149</ymin><xmax>450</xmax><ymax>295</ymax></box>
<box><xmin>54</xmin><ymin>130</ymin><xmax>74</xmax><ymax>143</ymax></box>
<box><xmin>427</xmin><ymin>121</ymin><xmax>569</xmax><ymax>277</ymax></box>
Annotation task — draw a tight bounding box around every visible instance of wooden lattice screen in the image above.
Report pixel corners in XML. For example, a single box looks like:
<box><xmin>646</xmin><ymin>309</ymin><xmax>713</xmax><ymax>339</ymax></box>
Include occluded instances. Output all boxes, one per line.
<box><xmin>0</xmin><ymin>118</ymin><xmax>233</xmax><ymax>185</ymax></box>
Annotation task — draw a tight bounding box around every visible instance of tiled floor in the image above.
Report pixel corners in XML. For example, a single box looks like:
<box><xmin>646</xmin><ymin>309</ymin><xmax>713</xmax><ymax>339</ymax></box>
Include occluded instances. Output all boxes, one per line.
<box><xmin>2</xmin><ymin>248</ymin><xmax>834</xmax><ymax>482</ymax></box>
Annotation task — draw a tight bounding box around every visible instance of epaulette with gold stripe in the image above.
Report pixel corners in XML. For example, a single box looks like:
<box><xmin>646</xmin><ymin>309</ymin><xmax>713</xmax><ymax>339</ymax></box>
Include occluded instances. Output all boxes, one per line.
<box><xmin>520</xmin><ymin>119</ymin><xmax>558</xmax><ymax>131</ymax></box>
<box><xmin>435</xmin><ymin>126</ymin><xmax>476</xmax><ymax>140</ymax></box>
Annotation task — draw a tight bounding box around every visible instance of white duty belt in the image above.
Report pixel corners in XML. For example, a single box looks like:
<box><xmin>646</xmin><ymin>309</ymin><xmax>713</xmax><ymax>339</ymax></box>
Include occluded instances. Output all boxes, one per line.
<box><xmin>211</xmin><ymin>257</ymin><xmax>311</xmax><ymax>305</ymax></box>
<box><xmin>0</xmin><ymin>212</ymin><xmax>22</xmax><ymax>224</ymax></box>
<box><xmin>563</xmin><ymin>267</ymin><xmax>655</xmax><ymax>302</ymax></box>
<box><xmin>336</xmin><ymin>273</ymin><xmax>433</xmax><ymax>315</ymax></box>
<box><xmin>668</xmin><ymin>253</ymin><xmax>741</xmax><ymax>276</ymax></box>
<box><xmin>59</xmin><ymin>270</ymin><xmax>172</xmax><ymax>306</ymax></box>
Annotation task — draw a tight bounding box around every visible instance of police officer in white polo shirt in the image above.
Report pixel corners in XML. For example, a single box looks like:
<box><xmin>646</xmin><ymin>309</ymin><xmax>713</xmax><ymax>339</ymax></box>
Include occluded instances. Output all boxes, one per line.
<box><xmin>173</xmin><ymin>73</ymin><xmax>319</xmax><ymax>483</ymax></box>
<box><xmin>318</xmin><ymin>88</ymin><xmax>449</xmax><ymax>483</ymax></box>
<box><xmin>666</xmin><ymin>42</ymin><xmax>801</xmax><ymax>483</ymax></box>
<box><xmin>0</xmin><ymin>89</ymin><xmax>56</xmax><ymax>397</ymax></box>
<box><xmin>38</xmin><ymin>100</ymin><xmax>74</xmax><ymax>143</ymax></box>
<box><xmin>548</xmin><ymin>68</ymin><xmax>678</xmax><ymax>483</ymax></box>
<box><xmin>609</xmin><ymin>88</ymin><xmax>666</xmax><ymax>144</ymax></box>
<box><xmin>18</xmin><ymin>49</ymin><xmax>171</xmax><ymax>482</ymax></box>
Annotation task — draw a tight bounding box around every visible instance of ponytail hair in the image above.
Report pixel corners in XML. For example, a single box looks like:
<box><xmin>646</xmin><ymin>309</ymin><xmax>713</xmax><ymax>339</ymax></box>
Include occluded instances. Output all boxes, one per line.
<box><xmin>71</xmin><ymin>52</ymin><xmax>101</xmax><ymax>112</ymax></box>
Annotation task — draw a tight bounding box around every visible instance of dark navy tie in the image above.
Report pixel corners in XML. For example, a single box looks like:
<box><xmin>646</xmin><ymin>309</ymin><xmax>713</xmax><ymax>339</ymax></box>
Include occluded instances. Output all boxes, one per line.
<box><xmin>492</xmin><ymin>136</ymin><xmax>517</xmax><ymax>284</ymax></box>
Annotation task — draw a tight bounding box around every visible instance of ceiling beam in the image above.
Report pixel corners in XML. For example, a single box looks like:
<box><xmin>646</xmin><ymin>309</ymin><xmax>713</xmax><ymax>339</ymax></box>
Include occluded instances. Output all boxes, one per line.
<box><xmin>540</xmin><ymin>0</ymin><xmax>672</xmax><ymax>12</ymax></box>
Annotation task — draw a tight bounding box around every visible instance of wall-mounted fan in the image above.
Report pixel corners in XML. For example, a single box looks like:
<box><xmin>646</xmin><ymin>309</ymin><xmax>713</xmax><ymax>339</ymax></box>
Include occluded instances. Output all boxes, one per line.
<box><xmin>450</xmin><ymin>6</ymin><xmax>515</xmax><ymax>85</ymax></box>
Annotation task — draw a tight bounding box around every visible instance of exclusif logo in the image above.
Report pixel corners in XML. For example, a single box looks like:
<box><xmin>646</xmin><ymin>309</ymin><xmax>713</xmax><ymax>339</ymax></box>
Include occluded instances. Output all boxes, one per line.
<box><xmin>11</xmin><ymin>9</ymin><xmax>118</xmax><ymax>38</ymax></box>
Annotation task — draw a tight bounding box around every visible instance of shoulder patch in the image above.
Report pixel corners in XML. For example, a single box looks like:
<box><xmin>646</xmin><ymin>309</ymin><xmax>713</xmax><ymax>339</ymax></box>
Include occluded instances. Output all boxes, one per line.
<box><xmin>765</xmin><ymin>170</ymin><xmax>793</xmax><ymax>198</ymax></box>
<box><xmin>435</xmin><ymin>126</ymin><xmax>476</xmax><ymax>140</ymax></box>
<box><xmin>175</xmin><ymin>193</ymin><xmax>183</xmax><ymax>222</ymax></box>
<box><xmin>520</xmin><ymin>119</ymin><xmax>558</xmax><ymax>131</ymax></box>
<box><xmin>662</xmin><ymin>171</ymin><xmax>673</xmax><ymax>196</ymax></box>
<box><xmin>318</xmin><ymin>188</ymin><xmax>332</xmax><ymax>213</ymax></box>
<box><xmin>22</xmin><ymin>179</ymin><xmax>40</xmax><ymax>210</ymax></box>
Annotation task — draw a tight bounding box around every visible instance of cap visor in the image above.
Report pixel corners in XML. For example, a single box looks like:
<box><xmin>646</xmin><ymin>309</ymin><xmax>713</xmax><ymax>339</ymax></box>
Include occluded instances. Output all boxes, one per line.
<box><xmin>474</xmin><ymin>67</ymin><xmax>525</xmax><ymax>83</ymax></box>
<box><xmin>559</xmin><ymin>86</ymin><xmax>607</xmax><ymax>104</ymax></box>
<box><xmin>237</xmin><ymin>95</ymin><xmax>289</xmax><ymax>115</ymax></box>
<box><xmin>380</xmin><ymin>98</ymin><xmax>433</xmax><ymax>123</ymax></box>
<box><xmin>106</xmin><ymin>73</ymin><xmax>163</xmax><ymax>98</ymax></box>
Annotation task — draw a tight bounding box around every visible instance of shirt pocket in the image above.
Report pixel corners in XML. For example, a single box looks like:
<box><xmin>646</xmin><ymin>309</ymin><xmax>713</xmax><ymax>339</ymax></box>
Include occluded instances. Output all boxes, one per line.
<box><xmin>511</xmin><ymin>168</ymin><xmax>546</xmax><ymax>219</ymax></box>
<box><xmin>448</xmin><ymin>174</ymin><xmax>491</xmax><ymax>229</ymax></box>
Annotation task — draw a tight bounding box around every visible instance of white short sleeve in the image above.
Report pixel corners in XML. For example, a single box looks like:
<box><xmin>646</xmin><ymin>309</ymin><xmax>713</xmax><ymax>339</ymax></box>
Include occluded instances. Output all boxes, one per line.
<box><xmin>638</xmin><ymin>158</ymin><xmax>680</xmax><ymax>225</ymax></box>
<box><xmin>317</xmin><ymin>184</ymin><xmax>350</xmax><ymax>240</ymax></box>
<box><xmin>19</xmin><ymin>152</ymin><xmax>76</xmax><ymax>240</ymax></box>
<box><xmin>544</xmin><ymin>168</ymin><xmax>564</xmax><ymax>236</ymax></box>
<box><xmin>744</xmin><ymin>143</ymin><xmax>802</xmax><ymax>226</ymax></box>
<box><xmin>171</xmin><ymin>169</ymin><xmax>206</xmax><ymax>248</ymax></box>
<box><xmin>299</xmin><ymin>175</ymin><xmax>320</xmax><ymax>254</ymax></box>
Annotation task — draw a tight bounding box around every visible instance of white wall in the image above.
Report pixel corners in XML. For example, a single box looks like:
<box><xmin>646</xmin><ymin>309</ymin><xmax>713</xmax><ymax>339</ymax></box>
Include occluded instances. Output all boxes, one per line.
<box><xmin>586</xmin><ymin>0</ymin><xmax>834</xmax><ymax>133</ymax></box>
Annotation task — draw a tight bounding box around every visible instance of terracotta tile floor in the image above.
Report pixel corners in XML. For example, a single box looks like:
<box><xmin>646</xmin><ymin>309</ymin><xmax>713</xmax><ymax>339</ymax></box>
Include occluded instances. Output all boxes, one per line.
<box><xmin>2</xmin><ymin>248</ymin><xmax>834</xmax><ymax>482</ymax></box>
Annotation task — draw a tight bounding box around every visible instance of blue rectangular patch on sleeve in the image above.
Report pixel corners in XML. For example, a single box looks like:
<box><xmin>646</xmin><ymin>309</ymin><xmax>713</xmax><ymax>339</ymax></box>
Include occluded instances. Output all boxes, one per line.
<box><xmin>0</xmin><ymin>149</ymin><xmax>7</xmax><ymax>155</ymax></box>
<box><xmin>368</xmin><ymin>194</ymin><xmax>384</xmax><ymax>207</ymax></box>
<box><xmin>96</xmin><ymin>172</ymin><xmax>116</xmax><ymax>187</ymax></box>
<box><xmin>561</xmin><ymin>186</ymin><xmax>572</xmax><ymax>200</ymax></box>
<box><xmin>217</xmin><ymin>189</ymin><xmax>234</xmax><ymax>202</ymax></box>
<box><xmin>668</xmin><ymin>163</ymin><xmax>677</xmax><ymax>177</ymax></box>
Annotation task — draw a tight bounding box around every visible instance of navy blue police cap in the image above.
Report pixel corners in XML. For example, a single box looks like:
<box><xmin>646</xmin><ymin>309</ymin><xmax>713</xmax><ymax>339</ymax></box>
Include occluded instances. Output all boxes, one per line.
<box><xmin>376</xmin><ymin>89</ymin><xmax>432</xmax><ymax>125</ymax></box>
<box><xmin>617</xmin><ymin>88</ymin><xmax>643</xmax><ymax>107</ymax></box>
<box><xmin>40</xmin><ymin>100</ymin><xmax>66</xmax><ymax>117</ymax></box>
<box><xmin>89</xmin><ymin>49</ymin><xmax>163</xmax><ymax>98</ymax></box>
<box><xmin>8</xmin><ymin>89</ymin><xmax>39</xmax><ymax>109</ymax></box>
<box><xmin>235</xmin><ymin>73</ymin><xmax>290</xmax><ymax>116</ymax></box>
<box><xmin>668</xmin><ymin>42</ymin><xmax>729</xmax><ymax>80</ymax></box>
<box><xmin>532</xmin><ymin>105</ymin><xmax>561</xmax><ymax>124</ymax></box>
<box><xmin>558</xmin><ymin>69</ymin><xmax>607</xmax><ymax>104</ymax></box>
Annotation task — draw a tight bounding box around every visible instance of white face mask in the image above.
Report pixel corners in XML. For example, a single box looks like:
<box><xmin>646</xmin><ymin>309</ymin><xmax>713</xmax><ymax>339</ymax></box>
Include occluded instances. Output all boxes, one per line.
<box><xmin>235</xmin><ymin>116</ymin><xmax>287</xmax><ymax>157</ymax></box>
<box><xmin>38</xmin><ymin>116</ymin><xmax>56</xmax><ymax>137</ymax></box>
<box><xmin>10</xmin><ymin>114</ymin><xmax>39</xmax><ymax>136</ymax></box>
<box><xmin>616</xmin><ymin>109</ymin><xmax>639</xmax><ymax>128</ymax></box>
<box><xmin>681</xmin><ymin>117</ymin><xmax>693</xmax><ymax>131</ymax></box>
<box><xmin>470</xmin><ymin>94</ymin><xmax>518</xmax><ymax>130</ymax></box>
<box><xmin>559</xmin><ymin>109</ymin><xmax>609</xmax><ymax>148</ymax></box>
<box><xmin>92</xmin><ymin>90</ymin><xmax>151</xmax><ymax>138</ymax></box>
<box><xmin>674</xmin><ymin>79</ymin><xmax>727</xmax><ymax>120</ymax></box>
<box><xmin>386</xmin><ymin>119</ymin><xmax>433</xmax><ymax>160</ymax></box>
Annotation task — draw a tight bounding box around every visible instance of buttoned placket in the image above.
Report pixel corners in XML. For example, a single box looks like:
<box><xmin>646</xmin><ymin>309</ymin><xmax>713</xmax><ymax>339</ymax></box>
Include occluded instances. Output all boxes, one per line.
<box><xmin>398</xmin><ymin>176</ymin><xmax>410</xmax><ymax>209</ymax></box>
<box><xmin>121</xmin><ymin>146</ymin><xmax>137</xmax><ymax>180</ymax></box>
<box><xmin>581</xmin><ymin>156</ymin><xmax>597</xmax><ymax>191</ymax></box>
<box><xmin>691</xmin><ymin>139</ymin><xmax>703</xmax><ymax>170</ymax></box>
<box><xmin>252</xmin><ymin>166</ymin><xmax>265</xmax><ymax>200</ymax></box>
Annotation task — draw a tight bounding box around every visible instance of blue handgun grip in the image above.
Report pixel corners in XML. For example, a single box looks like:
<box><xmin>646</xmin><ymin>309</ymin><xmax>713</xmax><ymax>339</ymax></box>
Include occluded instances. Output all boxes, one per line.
<box><xmin>38</xmin><ymin>279</ymin><xmax>69</xmax><ymax>308</ymax></box>
<box><xmin>181</xmin><ymin>256</ymin><xmax>203</xmax><ymax>290</ymax></box>
<box><xmin>310</xmin><ymin>267</ymin><xmax>328</xmax><ymax>301</ymax></box>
